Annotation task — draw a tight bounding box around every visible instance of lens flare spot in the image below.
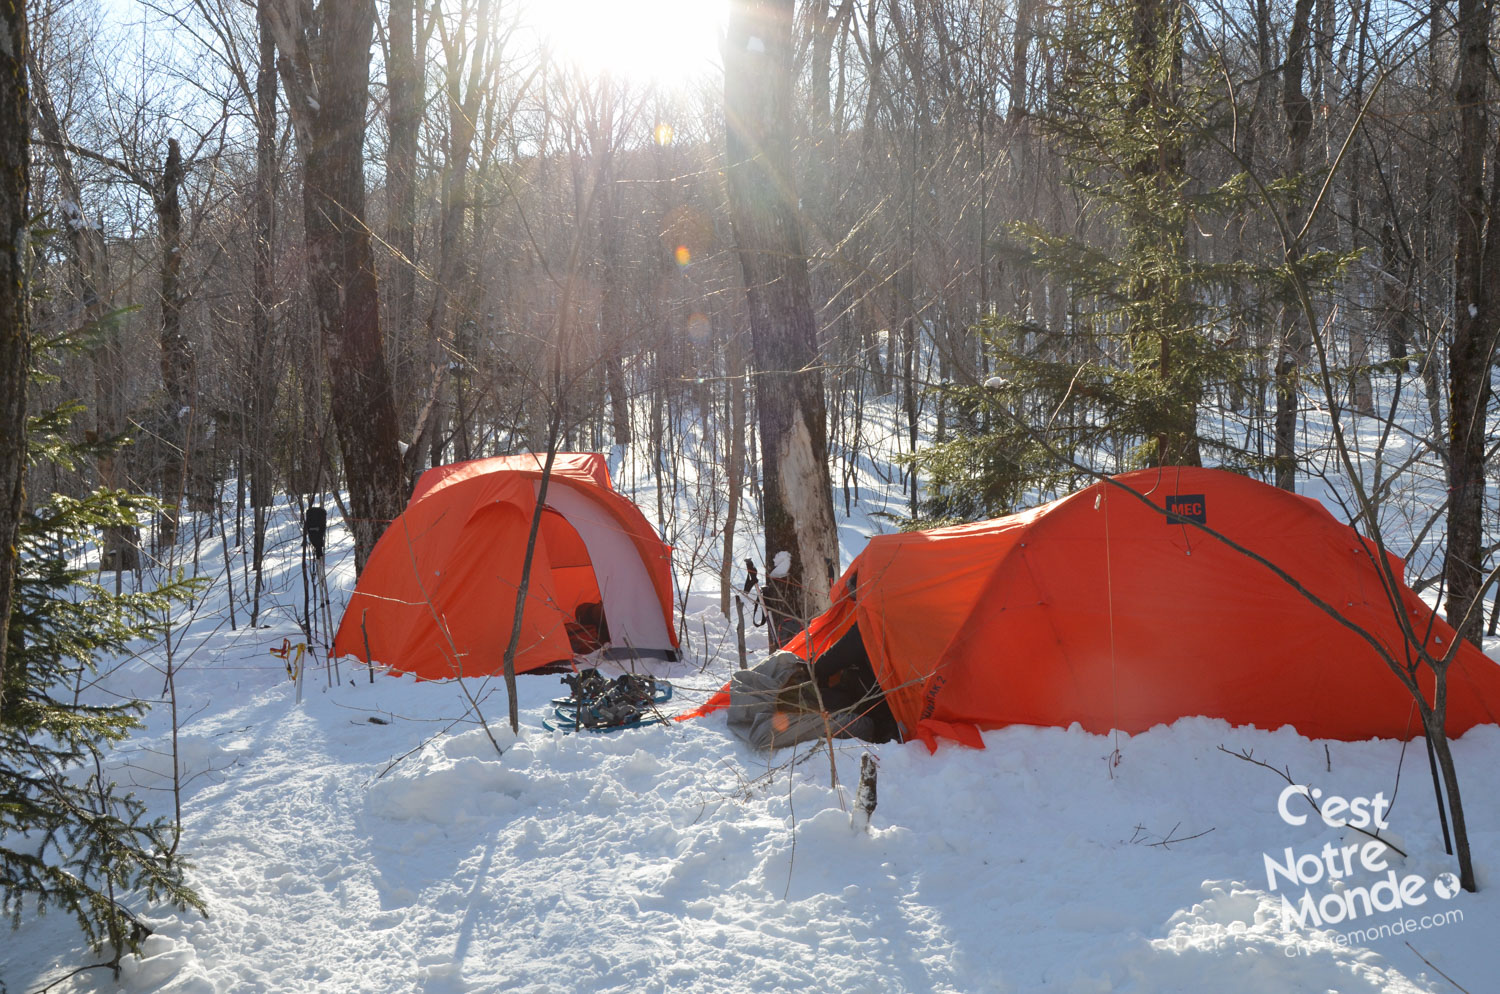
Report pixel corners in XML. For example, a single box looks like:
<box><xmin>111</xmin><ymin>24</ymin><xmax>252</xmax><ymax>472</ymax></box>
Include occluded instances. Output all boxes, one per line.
<box><xmin>654</xmin><ymin>122</ymin><xmax>675</xmax><ymax>146</ymax></box>
<box><xmin>675</xmin><ymin>245</ymin><xmax>692</xmax><ymax>267</ymax></box>
<box><xmin>686</xmin><ymin>312</ymin><xmax>711</xmax><ymax>341</ymax></box>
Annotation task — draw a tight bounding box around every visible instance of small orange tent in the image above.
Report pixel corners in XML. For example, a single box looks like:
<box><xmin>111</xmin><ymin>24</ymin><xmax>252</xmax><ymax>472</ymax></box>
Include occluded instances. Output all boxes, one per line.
<box><xmin>333</xmin><ymin>453</ymin><xmax>678</xmax><ymax>679</ymax></box>
<box><xmin>723</xmin><ymin>467</ymin><xmax>1500</xmax><ymax>750</ymax></box>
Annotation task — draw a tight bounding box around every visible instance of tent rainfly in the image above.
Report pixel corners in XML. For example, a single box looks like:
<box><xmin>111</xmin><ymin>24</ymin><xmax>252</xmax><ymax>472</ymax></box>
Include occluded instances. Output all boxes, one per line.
<box><xmin>334</xmin><ymin>453</ymin><xmax>679</xmax><ymax>679</ymax></box>
<box><xmin>696</xmin><ymin>467</ymin><xmax>1500</xmax><ymax>751</ymax></box>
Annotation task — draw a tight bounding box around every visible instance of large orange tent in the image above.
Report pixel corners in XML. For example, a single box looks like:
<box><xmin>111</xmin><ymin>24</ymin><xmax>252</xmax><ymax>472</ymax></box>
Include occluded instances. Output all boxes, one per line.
<box><xmin>705</xmin><ymin>467</ymin><xmax>1500</xmax><ymax>750</ymax></box>
<box><xmin>333</xmin><ymin>453</ymin><xmax>679</xmax><ymax>679</ymax></box>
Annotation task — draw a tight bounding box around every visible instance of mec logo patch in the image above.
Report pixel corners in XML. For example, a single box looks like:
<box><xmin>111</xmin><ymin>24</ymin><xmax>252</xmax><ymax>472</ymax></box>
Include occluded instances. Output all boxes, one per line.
<box><xmin>1166</xmin><ymin>494</ymin><xmax>1207</xmax><ymax>525</ymax></box>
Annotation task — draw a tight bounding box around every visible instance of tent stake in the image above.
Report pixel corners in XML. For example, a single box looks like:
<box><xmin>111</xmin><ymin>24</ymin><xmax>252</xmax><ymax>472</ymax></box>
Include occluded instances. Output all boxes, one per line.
<box><xmin>362</xmin><ymin>609</ymin><xmax>374</xmax><ymax>684</ymax></box>
<box><xmin>852</xmin><ymin>753</ymin><xmax>878</xmax><ymax>832</ymax></box>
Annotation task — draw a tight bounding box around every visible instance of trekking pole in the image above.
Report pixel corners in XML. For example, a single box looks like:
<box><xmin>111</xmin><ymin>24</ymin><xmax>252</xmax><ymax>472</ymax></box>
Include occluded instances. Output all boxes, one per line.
<box><xmin>299</xmin><ymin>519</ymin><xmax>312</xmax><ymax>648</ymax></box>
<box><xmin>317</xmin><ymin>556</ymin><xmax>339</xmax><ymax>684</ymax></box>
<box><xmin>318</xmin><ymin>556</ymin><xmax>333</xmax><ymax>636</ymax></box>
<box><xmin>303</xmin><ymin>505</ymin><xmax>332</xmax><ymax>687</ymax></box>
<box><xmin>307</xmin><ymin>555</ymin><xmax>318</xmax><ymax>645</ymax></box>
<box><xmin>315</xmin><ymin>559</ymin><xmax>334</xmax><ymax>688</ymax></box>
<box><xmin>736</xmin><ymin>559</ymin><xmax>757</xmax><ymax>669</ymax></box>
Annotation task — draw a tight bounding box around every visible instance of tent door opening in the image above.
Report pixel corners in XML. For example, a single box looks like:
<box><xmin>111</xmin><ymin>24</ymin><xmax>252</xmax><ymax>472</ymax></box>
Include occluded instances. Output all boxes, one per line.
<box><xmin>538</xmin><ymin>507</ymin><xmax>611</xmax><ymax>654</ymax></box>
<box><xmin>803</xmin><ymin>625</ymin><xmax>900</xmax><ymax>744</ymax></box>
<box><xmin>728</xmin><ymin>623</ymin><xmax>901</xmax><ymax>750</ymax></box>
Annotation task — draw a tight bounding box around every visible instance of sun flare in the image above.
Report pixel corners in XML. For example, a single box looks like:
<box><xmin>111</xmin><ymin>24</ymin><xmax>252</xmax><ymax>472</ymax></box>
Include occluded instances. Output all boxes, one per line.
<box><xmin>528</xmin><ymin>0</ymin><xmax>728</xmax><ymax>87</ymax></box>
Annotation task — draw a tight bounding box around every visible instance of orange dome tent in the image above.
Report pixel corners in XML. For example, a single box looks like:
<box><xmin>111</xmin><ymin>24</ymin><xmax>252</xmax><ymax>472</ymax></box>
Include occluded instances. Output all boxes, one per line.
<box><xmin>333</xmin><ymin>453</ymin><xmax>679</xmax><ymax>679</ymax></box>
<box><xmin>702</xmin><ymin>467</ymin><xmax>1500</xmax><ymax>750</ymax></box>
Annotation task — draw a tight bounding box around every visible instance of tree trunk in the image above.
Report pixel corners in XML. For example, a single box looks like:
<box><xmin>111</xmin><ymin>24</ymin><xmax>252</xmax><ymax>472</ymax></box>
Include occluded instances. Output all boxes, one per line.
<box><xmin>724</xmin><ymin>0</ymin><xmax>841</xmax><ymax>625</ymax></box>
<box><xmin>720</xmin><ymin>326</ymin><xmax>747</xmax><ymax>617</ymax></box>
<box><xmin>1447</xmin><ymin>0</ymin><xmax>1498</xmax><ymax>645</ymax></box>
<box><xmin>808</xmin><ymin>0</ymin><xmax>852</xmax><ymax>136</ymax></box>
<box><xmin>0</xmin><ymin>0</ymin><xmax>30</xmax><ymax>712</ymax></box>
<box><xmin>600</xmin><ymin>158</ymin><xmax>632</xmax><ymax>445</ymax></box>
<box><xmin>249</xmin><ymin>4</ymin><xmax>279</xmax><ymax>623</ymax></box>
<box><xmin>266</xmin><ymin>0</ymin><xmax>406</xmax><ymax>572</ymax></box>
<box><xmin>386</xmin><ymin>0</ymin><xmax>420</xmax><ymax>440</ymax></box>
<box><xmin>1274</xmin><ymin>0</ymin><xmax>1316</xmax><ymax>491</ymax></box>
<box><xmin>1378</xmin><ymin>222</ymin><xmax>1409</xmax><ymax>364</ymax></box>
<box><xmin>1423</xmin><ymin>704</ymin><xmax>1477</xmax><ymax>892</ymax></box>
<box><xmin>30</xmin><ymin>66</ymin><xmax>138</xmax><ymax>572</ymax></box>
<box><xmin>419</xmin><ymin>2</ymin><xmax>491</xmax><ymax>472</ymax></box>
<box><xmin>857</xmin><ymin>0</ymin><xmax>883</xmax><ymax>162</ymax></box>
<box><xmin>158</xmin><ymin>137</ymin><xmax>197</xmax><ymax>543</ymax></box>
<box><xmin>1345</xmin><ymin>9</ymin><xmax>1375</xmax><ymax>418</ymax></box>
<box><xmin>1009</xmin><ymin>0</ymin><xmax>1035</xmax><ymax>123</ymax></box>
<box><xmin>1129</xmin><ymin>0</ymin><xmax>1198</xmax><ymax>467</ymax></box>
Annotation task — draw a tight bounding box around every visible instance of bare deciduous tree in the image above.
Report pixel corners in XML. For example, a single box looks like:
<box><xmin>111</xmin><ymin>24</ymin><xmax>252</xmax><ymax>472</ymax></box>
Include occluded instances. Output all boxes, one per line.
<box><xmin>1446</xmin><ymin>0</ymin><xmax>1500</xmax><ymax>646</ymax></box>
<box><xmin>725</xmin><ymin>0</ymin><xmax>841</xmax><ymax>632</ymax></box>
<box><xmin>29</xmin><ymin>59</ymin><xmax>139</xmax><ymax>576</ymax></box>
<box><xmin>264</xmin><ymin>0</ymin><xmax>406</xmax><ymax>572</ymax></box>
<box><xmin>384</xmin><ymin>0</ymin><xmax>422</xmax><ymax>442</ymax></box>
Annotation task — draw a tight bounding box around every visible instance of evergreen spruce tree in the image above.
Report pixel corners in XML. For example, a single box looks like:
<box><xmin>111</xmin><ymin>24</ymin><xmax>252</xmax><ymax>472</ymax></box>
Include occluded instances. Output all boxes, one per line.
<box><xmin>2</xmin><ymin>353</ymin><xmax>205</xmax><ymax>971</ymax></box>
<box><xmin>918</xmin><ymin>0</ymin><xmax>1328</xmax><ymax>522</ymax></box>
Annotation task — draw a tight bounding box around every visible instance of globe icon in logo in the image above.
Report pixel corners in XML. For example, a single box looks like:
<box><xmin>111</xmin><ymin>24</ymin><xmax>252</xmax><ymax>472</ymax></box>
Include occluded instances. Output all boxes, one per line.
<box><xmin>1432</xmin><ymin>872</ymin><xmax>1461</xmax><ymax>900</ymax></box>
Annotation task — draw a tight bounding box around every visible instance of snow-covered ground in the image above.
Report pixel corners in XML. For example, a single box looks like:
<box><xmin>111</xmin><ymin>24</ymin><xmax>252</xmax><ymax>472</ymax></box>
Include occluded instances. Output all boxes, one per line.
<box><xmin>4</xmin><ymin>405</ymin><xmax>1498</xmax><ymax>993</ymax></box>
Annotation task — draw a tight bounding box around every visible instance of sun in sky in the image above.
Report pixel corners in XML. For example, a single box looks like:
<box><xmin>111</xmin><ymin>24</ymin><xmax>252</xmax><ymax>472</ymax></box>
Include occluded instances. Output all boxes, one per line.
<box><xmin>527</xmin><ymin>0</ymin><xmax>729</xmax><ymax>87</ymax></box>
